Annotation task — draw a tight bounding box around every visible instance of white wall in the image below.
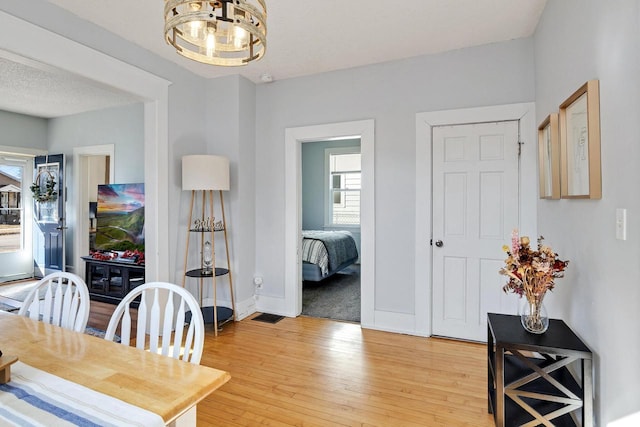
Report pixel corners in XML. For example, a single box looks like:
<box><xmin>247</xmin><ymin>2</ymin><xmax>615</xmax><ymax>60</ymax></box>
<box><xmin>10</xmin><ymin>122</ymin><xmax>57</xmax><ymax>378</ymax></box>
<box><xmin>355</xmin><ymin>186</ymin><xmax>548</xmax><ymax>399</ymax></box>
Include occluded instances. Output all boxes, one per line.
<box><xmin>534</xmin><ymin>0</ymin><xmax>640</xmax><ymax>424</ymax></box>
<box><xmin>254</xmin><ymin>38</ymin><xmax>536</xmax><ymax>329</ymax></box>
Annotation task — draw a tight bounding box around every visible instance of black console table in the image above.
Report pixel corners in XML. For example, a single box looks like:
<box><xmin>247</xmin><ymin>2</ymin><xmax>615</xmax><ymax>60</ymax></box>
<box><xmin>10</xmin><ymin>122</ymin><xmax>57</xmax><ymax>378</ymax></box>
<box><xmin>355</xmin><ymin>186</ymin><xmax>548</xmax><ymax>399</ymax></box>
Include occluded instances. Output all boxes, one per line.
<box><xmin>81</xmin><ymin>256</ymin><xmax>145</xmax><ymax>305</ymax></box>
<box><xmin>487</xmin><ymin>313</ymin><xmax>593</xmax><ymax>427</ymax></box>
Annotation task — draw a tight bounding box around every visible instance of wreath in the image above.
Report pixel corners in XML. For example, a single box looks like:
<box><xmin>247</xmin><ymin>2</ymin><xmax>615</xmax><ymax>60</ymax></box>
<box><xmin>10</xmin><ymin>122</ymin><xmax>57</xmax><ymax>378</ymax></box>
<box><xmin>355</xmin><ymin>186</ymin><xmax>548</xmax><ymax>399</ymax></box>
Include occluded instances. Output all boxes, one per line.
<box><xmin>30</xmin><ymin>170</ymin><xmax>58</xmax><ymax>203</ymax></box>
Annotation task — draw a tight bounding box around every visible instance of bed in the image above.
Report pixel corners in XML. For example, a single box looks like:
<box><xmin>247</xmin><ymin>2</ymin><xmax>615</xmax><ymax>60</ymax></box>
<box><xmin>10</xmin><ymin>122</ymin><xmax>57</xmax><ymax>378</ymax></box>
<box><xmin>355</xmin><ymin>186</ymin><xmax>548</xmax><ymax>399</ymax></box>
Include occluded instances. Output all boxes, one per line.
<box><xmin>301</xmin><ymin>230</ymin><xmax>359</xmax><ymax>282</ymax></box>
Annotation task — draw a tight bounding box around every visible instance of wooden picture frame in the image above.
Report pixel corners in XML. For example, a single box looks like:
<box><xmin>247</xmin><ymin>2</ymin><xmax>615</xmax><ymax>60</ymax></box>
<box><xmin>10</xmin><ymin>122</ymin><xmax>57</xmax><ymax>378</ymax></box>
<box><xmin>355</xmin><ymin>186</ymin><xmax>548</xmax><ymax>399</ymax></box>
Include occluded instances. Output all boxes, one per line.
<box><xmin>538</xmin><ymin>113</ymin><xmax>560</xmax><ymax>199</ymax></box>
<box><xmin>559</xmin><ymin>80</ymin><xmax>601</xmax><ymax>199</ymax></box>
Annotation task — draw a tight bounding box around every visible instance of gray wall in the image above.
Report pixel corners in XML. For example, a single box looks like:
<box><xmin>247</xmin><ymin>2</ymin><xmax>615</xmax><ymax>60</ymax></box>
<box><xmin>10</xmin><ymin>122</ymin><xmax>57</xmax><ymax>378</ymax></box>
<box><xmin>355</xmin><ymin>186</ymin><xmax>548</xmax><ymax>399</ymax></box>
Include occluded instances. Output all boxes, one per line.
<box><xmin>534</xmin><ymin>0</ymin><xmax>640</xmax><ymax>424</ymax></box>
<box><xmin>301</xmin><ymin>138</ymin><xmax>361</xmax><ymax>230</ymax></box>
<box><xmin>0</xmin><ymin>110</ymin><xmax>47</xmax><ymax>150</ymax></box>
<box><xmin>193</xmin><ymin>75</ymin><xmax>257</xmax><ymax>316</ymax></box>
<box><xmin>255</xmin><ymin>38</ymin><xmax>536</xmax><ymax>314</ymax></box>
<box><xmin>48</xmin><ymin>103</ymin><xmax>144</xmax><ymax>183</ymax></box>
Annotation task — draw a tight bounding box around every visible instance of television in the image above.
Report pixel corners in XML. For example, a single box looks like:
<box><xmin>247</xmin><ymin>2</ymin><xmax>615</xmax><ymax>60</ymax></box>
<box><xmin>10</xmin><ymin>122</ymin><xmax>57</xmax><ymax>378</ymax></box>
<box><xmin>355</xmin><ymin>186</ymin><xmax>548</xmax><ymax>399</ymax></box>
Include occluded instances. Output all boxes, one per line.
<box><xmin>95</xmin><ymin>183</ymin><xmax>145</xmax><ymax>252</ymax></box>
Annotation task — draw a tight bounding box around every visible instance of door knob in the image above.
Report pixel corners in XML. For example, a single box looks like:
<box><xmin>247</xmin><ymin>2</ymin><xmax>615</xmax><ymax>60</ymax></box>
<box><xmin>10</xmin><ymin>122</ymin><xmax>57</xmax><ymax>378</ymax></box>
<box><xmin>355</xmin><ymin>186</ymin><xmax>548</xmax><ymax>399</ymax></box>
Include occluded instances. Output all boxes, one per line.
<box><xmin>435</xmin><ymin>240</ymin><xmax>444</xmax><ymax>247</ymax></box>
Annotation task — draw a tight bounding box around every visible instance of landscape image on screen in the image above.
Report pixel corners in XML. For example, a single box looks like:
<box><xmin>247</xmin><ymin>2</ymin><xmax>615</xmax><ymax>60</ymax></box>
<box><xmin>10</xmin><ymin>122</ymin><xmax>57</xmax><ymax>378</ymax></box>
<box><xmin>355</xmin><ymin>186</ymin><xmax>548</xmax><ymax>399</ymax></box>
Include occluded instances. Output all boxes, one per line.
<box><xmin>95</xmin><ymin>183</ymin><xmax>144</xmax><ymax>252</ymax></box>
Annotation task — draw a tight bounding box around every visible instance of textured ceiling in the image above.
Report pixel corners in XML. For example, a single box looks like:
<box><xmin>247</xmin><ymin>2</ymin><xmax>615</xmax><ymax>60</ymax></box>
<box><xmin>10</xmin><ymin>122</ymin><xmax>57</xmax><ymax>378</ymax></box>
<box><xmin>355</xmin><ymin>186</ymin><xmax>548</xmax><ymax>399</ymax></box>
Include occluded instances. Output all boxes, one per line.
<box><xmin>1</xmin><ymin>0</ymin><xmax>547</xmax><ymax>118</ymax></box>
<box><xmin>0</xmin><ymin>54</ymin><xmax>142</xmax><ymax>119</ymax></box>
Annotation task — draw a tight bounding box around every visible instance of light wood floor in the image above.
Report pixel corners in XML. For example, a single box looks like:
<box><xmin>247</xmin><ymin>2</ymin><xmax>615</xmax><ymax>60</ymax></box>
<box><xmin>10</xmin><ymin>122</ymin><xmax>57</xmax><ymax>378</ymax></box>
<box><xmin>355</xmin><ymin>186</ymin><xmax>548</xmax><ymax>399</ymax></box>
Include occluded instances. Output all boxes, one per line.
<box><xmin>89</xmin><ymin>304</ymin><xmax>494</xmax><ymax>426</ymax></box>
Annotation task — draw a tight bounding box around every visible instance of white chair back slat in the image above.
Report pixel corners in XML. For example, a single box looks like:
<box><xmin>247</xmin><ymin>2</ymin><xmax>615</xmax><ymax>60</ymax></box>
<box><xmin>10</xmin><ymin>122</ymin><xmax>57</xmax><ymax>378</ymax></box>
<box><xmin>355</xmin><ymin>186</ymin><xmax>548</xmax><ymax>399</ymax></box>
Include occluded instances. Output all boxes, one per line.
<box><xmin>67</xmin><ymin>287</ymin><xmax>81</xmax><ymax>329</ymax></box>
<box><xmin>148</xmin><ymin>288</ymin><xmax>161</xmax><ymax>354</ymax></box>
<box><xmin>60</xmin><ymin>279</ymin><xmax>74</xmax><ymax>328</ymax></box>
<box><xmin>120</xmin><ymin>304</ymin><xmax>132</xmax><ymax>346</ymax></box>
<box><xmin>172</xmin><ymin>299</ymin><xmax>186</xmax><ymax>360</ymax></box>
<box><xmin>135</xmin><ymin>293</ymin><xmax>148</xmax><ymax>350</ymax></box>
<box><xmin>183</xmin><ymin>322</ymin><xmax>195</xmax><ymax>363</ymax></box>
<box><xmin>42</xmin><ymin>281</ymin><xmax>54</xmax><ymax>324</ymax></box>
<box><xmin>104</xmin><ymin>282</ymin><xmax>205</xmax><ymax>365</ymax></box>
<box><xmin>161</xmin><ymin>293</ymin><xmax>174</xmax><ymax>357</ymax></box>
<box><xmin>18</xmin><ymin>273</ymin><xmax>90</xmax><ymax>333</ymax></box>
<box><xmin>26</xmin><ymin>297</ymin><xmax>40</xmax><ymax>322</ymax></box>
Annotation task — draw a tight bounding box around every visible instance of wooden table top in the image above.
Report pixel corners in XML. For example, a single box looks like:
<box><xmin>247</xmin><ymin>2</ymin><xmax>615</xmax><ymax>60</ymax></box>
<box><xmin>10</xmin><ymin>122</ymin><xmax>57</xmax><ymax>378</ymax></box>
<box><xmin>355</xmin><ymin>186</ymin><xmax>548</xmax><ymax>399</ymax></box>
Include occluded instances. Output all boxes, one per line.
<box><xmin>0</xmin><ymin>311</ymin><xmax>230</xmax><ymax>424</ymax></box>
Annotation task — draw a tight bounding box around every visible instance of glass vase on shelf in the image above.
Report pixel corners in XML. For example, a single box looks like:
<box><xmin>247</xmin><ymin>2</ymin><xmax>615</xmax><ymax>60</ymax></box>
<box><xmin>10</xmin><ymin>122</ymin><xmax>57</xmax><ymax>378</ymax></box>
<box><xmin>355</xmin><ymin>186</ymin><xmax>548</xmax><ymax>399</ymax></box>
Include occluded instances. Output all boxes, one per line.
<box><xmin>520</xmin><ymin>296</ymin><xmax>549</xmax><ymax>334</ymax></box>
<box><xmin>202</xmin><ymin>241</ymin><xmax>213</xmax><ymax>275</ymax></box>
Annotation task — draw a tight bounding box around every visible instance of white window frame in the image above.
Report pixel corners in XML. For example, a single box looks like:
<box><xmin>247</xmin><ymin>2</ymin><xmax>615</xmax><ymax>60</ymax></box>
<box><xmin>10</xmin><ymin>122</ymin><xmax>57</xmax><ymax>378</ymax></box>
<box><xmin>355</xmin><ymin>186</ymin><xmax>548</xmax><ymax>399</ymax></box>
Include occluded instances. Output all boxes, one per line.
<box><xmin>324</xmin><ymin>146</ymin><xmax>361</xmax><ymax>228</ymax></box>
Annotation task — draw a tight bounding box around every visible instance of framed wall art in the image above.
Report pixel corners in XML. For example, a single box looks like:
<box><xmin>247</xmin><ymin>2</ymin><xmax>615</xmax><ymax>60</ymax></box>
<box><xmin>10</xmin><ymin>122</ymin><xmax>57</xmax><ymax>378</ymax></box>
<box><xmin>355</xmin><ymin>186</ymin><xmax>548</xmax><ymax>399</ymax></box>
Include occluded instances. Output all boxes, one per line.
<box><xmin>538</xmin><ymin>113</ymin><xmax>560</xmax><ymax>199</ymax></box>
<box><xmin>559</xmin><ymin>80</ymin><xmax>601</xmax><ymax>199</ymax></box>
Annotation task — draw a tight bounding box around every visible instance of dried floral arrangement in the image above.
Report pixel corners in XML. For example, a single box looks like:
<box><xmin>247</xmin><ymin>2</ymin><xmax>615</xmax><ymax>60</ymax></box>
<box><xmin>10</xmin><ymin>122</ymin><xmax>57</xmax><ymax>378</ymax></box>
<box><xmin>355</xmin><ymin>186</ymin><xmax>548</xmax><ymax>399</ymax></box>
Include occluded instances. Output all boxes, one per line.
<box><xmin>500</xmin><ymin>229</ymin><xmax>569</xmax><ymax>303</ymax></box>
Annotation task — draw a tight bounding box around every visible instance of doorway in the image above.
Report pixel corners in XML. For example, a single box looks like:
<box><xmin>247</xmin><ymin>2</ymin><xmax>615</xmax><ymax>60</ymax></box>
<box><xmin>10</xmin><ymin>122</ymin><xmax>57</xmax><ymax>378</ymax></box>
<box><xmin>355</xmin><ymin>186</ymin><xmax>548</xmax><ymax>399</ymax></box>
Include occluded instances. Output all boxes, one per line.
<box><xmin>0</xmin><ymin>153</ymin><xmax>34</xmax><ymax>282</ymax></box>
<box><xmin>300</xmin><ymin>140</ymin><xmax>362</xmax><ymax>323</ymax></box>
<box><xmin>73</xmin><ymin>144</ymin><xmax>115</xmax><ymax>276</ymax></box>
<box><xmin>284</xmin><ymin>120</ymin><xmax>375</xmax><ymax>325</ymax></box>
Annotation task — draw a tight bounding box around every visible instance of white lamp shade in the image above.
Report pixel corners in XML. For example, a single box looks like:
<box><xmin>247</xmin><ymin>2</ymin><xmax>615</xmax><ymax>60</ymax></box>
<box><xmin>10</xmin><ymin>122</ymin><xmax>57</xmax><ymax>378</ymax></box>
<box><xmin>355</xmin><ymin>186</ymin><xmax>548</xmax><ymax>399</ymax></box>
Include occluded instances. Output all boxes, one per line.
<box><xmin>182</xmin><ymin>155</ymin><xmax>230</xmax><ymax>191</ymax></box>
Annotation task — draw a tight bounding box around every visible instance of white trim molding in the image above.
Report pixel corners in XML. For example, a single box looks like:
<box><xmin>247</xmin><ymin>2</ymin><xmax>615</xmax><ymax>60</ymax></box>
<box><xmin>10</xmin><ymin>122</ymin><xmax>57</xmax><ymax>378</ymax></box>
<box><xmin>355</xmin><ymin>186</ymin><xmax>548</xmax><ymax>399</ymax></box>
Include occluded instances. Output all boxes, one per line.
<box><xmin>282</xmin><ymin>120</ymin><xmax>375</xmax><ymax>323</ymax></box>
<box><xmin>415</xmin><ymin>102</ymin><xmax>537</xmax><ymax>337</ymax></box>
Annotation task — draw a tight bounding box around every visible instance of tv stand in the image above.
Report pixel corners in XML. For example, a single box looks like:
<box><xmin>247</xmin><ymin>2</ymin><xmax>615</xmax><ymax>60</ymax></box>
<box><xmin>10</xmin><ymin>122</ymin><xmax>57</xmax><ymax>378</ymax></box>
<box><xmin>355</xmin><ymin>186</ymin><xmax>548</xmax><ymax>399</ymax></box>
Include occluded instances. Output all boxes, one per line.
<box><xmin>81</xmin><ymin>256</ymin><xmax>145</xmax><ymax>305</ymax></box>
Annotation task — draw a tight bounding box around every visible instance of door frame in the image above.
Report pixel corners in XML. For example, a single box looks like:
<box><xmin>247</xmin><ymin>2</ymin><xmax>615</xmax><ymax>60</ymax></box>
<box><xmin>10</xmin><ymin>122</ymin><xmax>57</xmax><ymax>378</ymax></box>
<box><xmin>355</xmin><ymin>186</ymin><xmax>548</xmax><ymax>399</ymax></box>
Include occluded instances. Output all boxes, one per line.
<box><xmin>415</xmin><ymin>103</ymin><xmax>537</xmax><ymax>337</ymax></box>
<box><xmin>73</xmin><ymin>144</ymin><xmax>115</xmax><ymax>276</ymax></box>
<box><xmin>284</xmin><ymin>120</ymin><xmax>375</xmax><ymax>324</ymax></box>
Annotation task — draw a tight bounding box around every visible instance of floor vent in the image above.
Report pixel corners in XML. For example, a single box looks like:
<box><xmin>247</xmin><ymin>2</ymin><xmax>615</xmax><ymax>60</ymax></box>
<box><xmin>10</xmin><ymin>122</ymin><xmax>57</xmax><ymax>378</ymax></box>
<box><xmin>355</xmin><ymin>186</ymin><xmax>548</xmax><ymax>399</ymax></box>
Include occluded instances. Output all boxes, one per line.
<box><xmin>252</xmin><ymin>313</ymin><xmax>284</xmax><ymax>324</ymax></box>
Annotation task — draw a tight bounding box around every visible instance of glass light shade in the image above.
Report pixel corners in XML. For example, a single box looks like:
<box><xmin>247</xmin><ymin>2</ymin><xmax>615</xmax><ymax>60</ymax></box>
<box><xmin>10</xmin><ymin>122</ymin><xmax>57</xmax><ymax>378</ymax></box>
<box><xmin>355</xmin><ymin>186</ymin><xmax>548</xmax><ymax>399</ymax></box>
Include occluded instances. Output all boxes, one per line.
<box><xmin>164</xmin><ymin>0</ymin><xmax>267</xmax><ymax>67</ymax></box>
<box><xmin>182</xmin><ymin>155</ymin><xmax>230</xmax><ymax>191</ymax></box>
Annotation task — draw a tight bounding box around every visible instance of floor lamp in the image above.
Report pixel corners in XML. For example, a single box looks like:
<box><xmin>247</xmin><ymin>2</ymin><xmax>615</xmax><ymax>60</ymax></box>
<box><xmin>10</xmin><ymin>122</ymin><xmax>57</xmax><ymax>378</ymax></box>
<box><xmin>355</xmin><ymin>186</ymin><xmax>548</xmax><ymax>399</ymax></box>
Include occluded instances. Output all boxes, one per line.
<box><xmin>181</xmin><ymin>155</ymin><xmax>235</xmax><ymax>335</ymax></box>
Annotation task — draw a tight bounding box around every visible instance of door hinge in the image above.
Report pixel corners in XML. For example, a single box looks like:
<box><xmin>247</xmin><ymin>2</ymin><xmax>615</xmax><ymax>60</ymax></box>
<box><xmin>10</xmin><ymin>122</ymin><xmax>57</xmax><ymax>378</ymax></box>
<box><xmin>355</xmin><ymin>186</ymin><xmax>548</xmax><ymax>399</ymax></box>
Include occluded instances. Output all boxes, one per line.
<box><xmin>518</xmin><ymin>140</ymin><xmax>524</xmax><ymax>156</ymax></box>
<box><xmin>430</xmin><ymin>239</ymin><xmax>433</xmax><ymax>246</ymax></box>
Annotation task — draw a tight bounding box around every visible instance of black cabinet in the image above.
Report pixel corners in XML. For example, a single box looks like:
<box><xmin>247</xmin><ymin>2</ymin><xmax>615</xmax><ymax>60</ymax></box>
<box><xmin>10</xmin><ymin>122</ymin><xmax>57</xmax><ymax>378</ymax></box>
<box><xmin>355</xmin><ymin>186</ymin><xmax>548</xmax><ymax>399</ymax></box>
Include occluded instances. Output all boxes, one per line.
<box><xmin>82</xmin><ymin>256</ymin><xmax>145</xmax><ymax>305</ymax></box>
<box><xmin>487</xmin><ymin>313</ymin><xmax>593</xmax><ymax>427</ymax></box>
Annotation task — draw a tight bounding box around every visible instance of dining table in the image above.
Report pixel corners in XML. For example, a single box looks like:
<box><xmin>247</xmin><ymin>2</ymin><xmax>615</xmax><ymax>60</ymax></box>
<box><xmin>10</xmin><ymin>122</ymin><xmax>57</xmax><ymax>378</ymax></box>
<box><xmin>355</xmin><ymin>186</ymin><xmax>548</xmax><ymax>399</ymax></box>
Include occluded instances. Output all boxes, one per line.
<box><xmin>0</xmin><ymin>310</ymin><xmax>230</xmax><ymax>426</ymax></box>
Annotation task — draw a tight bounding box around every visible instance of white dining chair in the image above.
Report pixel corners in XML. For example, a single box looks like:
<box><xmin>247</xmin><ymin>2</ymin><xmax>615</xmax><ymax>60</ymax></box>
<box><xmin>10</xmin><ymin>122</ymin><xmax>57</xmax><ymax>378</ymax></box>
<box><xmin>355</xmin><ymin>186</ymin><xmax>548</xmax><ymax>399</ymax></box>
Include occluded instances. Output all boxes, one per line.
<box><xmin>18</xmin><ymin>272</ymin><xmax>90</xmax><ymax>333</ymax></box>
<box><xmin>104</xmin><ymin>282</ymin><xmax>205</xmax><ymax>365</ymax></box>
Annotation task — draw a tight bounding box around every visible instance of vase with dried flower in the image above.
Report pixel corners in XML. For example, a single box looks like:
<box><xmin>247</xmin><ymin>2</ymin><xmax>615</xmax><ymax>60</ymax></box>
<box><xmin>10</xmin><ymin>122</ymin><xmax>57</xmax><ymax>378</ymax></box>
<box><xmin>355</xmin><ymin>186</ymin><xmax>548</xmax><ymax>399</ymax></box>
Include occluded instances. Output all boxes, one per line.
<box><xmin>499</xmin><ymin>230</ymin><xmax>569</xmax><ymax>334</ymax></box>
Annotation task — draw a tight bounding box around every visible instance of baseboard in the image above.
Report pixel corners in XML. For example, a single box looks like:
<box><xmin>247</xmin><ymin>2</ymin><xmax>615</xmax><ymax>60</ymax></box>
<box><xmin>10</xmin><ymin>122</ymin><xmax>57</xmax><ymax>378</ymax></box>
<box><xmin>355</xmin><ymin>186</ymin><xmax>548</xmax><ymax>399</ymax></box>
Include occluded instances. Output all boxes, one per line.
<box><xmin>254</xmin><ymin>293</ymin><xmax>294</xmax><ymax>317</ymax></box>
<box><xmin>202</xmin><ymin>295</ymin><xmax>258</xmax><ymax>321</ymax></box>
<box><xmin>361</xmin><ymin>310</ymin><xmax>430</xmax><ymax>337</ymax></box>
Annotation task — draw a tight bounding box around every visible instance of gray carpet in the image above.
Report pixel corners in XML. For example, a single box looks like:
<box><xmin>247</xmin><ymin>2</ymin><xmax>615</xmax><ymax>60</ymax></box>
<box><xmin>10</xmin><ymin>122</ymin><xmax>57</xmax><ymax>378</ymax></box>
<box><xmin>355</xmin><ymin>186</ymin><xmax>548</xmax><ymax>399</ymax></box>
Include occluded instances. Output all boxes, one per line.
<box><xmin>302</xmin><ymin>264</ymin><xmax>360</xmax><ymax>323</ymax></box>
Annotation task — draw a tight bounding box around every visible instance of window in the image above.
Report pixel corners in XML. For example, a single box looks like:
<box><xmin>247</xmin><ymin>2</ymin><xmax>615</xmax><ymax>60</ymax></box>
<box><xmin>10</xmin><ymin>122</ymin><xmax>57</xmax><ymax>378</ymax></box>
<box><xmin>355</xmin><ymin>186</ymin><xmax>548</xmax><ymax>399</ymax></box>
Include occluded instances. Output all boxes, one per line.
<box><xmin>327</xmin><ymin>150</ymin><xmax>361</xmax><ymax>226</ymax></box>
<box><xmin>0</xmin><ymin>163</ymin><xmax>24</xmax><ymax>253</ymax></box>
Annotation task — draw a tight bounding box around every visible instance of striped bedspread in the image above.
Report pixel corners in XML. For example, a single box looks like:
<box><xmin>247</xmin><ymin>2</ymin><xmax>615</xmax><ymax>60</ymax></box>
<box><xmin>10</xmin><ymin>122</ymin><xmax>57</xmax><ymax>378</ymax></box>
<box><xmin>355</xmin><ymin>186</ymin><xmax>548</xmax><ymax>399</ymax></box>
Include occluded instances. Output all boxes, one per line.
<box><xmin>0</xmin><ymin>361</ymin><xmax>164</xmax><ymax>427</ymax></box>
<box><xmin>302</xmin><ymin>230</ymin><xmax>358</xmax><ymax>277</ymax></box>
<box><xmin>302</xmin><ymin>237</ymin><xmax>330</xmax><ymax>275</ymax></box>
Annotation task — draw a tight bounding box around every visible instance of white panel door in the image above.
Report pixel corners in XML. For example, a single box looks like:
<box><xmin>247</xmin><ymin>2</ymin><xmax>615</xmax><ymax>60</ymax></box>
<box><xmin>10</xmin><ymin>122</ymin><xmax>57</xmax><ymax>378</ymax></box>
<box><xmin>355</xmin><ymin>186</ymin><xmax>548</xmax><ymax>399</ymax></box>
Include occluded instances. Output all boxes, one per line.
<box><xmin>432</xmin><ymin>121</ymin><xmax>519</xmax><ymax>342</ymax></box>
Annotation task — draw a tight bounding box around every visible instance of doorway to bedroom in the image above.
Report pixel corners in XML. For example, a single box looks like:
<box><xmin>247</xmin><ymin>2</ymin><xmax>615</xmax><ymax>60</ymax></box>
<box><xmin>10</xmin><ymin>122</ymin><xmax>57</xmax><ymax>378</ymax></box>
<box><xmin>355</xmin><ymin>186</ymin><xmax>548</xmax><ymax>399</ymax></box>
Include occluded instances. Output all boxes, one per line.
<box><xmin>300</xmin><ymin>139</ymin><xmax>361</xmax><ymax>323</ymax></box>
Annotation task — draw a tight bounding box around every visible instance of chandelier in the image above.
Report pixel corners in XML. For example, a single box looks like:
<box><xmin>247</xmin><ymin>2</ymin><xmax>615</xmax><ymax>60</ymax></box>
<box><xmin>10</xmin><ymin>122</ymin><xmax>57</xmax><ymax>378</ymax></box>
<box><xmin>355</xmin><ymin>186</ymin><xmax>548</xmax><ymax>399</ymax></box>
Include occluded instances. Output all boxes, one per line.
<box><xmin>164</xmin><ymin>0</ymin><xmax>267</xmax><ymax>66</ymax></box>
